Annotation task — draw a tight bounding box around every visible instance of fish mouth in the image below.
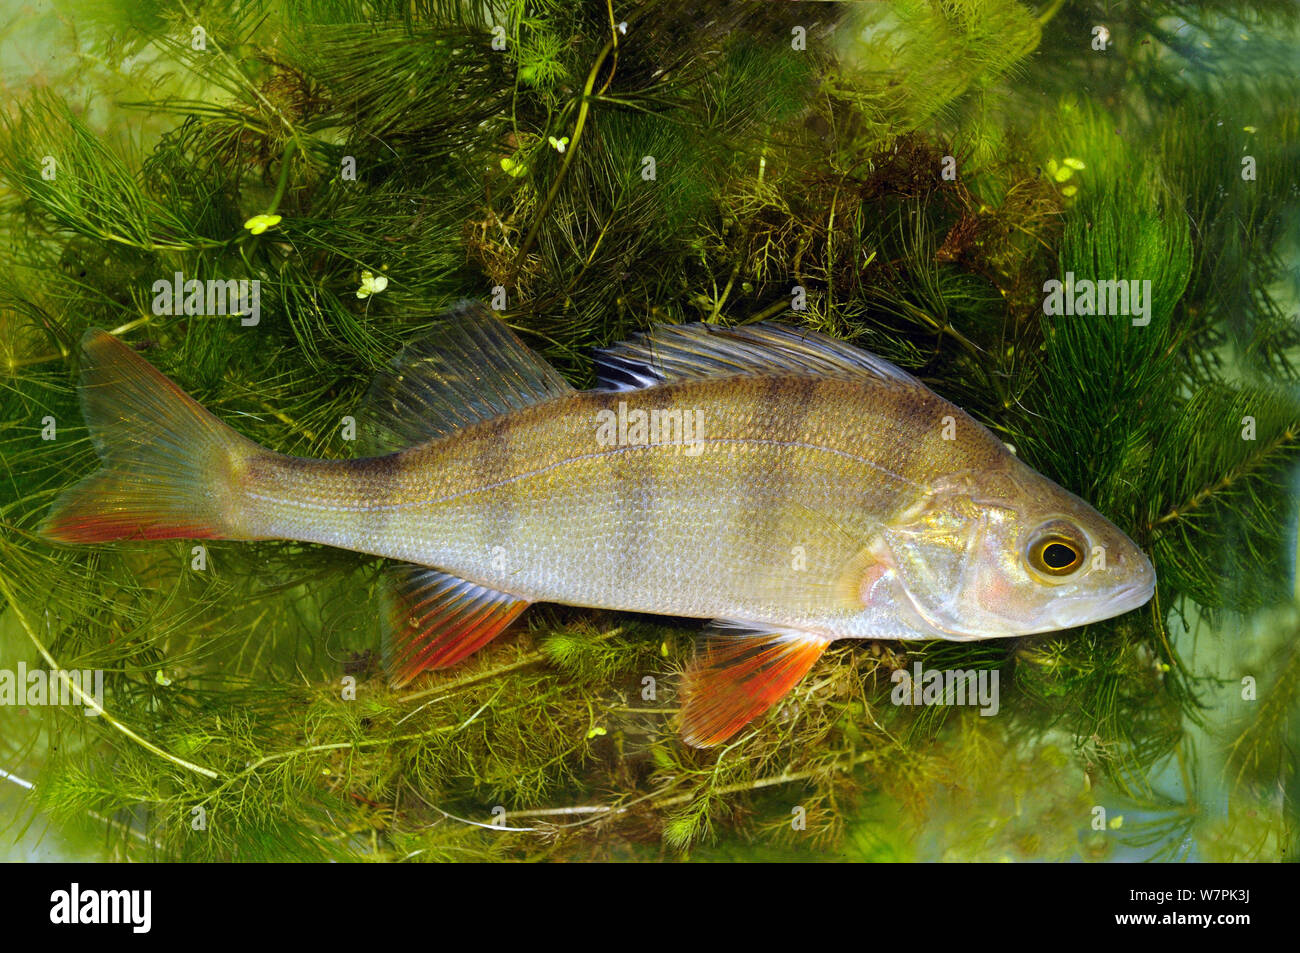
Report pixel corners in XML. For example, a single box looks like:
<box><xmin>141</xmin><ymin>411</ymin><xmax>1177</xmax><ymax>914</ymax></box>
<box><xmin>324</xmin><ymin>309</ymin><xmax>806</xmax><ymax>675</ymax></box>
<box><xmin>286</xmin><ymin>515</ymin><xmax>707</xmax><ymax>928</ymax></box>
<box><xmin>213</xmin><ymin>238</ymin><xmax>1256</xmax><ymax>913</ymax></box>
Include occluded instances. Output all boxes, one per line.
<box><xmin>1051</xmin><ymin>574</ymin><xmax>1156</xmax><ymax>628</ymax></box>
<box><xmin>1103</xmin><ymin>577</ymin><xmax>1156</xmax><ymax>615</ymax></box>
<box><xmin>1113</xmin><ymin>551</ymin><xmax>1158</xmax><ymax>613</ymax></box>
<box><xmin>891</xmin><ymin>546</ymin><xmax>1158</xmax><ymax>638</ymax></box>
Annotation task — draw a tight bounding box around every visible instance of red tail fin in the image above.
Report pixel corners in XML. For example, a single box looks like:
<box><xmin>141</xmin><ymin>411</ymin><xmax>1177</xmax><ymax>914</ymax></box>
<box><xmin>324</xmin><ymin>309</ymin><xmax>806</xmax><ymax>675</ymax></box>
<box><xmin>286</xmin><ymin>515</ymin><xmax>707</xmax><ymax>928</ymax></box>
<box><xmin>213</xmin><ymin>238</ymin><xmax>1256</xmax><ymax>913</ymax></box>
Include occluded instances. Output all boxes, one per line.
<box><xmin>41</xmin><ymin>330</ymin><xmax>263</xmax><ymax>543</ymax></box>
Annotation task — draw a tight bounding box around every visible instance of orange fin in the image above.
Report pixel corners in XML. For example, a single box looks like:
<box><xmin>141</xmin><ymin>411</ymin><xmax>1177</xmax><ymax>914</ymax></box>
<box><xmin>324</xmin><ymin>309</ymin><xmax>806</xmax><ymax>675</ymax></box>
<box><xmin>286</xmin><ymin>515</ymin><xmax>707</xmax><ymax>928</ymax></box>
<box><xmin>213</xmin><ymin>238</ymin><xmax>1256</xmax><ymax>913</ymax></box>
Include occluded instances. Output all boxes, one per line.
<box><xmin>383</xmin><ymin>565</ymin><xmax>530</xmax><ymax>685</ymax></box>
<box><xmin>680</xmin><ymin>625</ymin><xmax>831</xmax><ymax>748</ymax></box>
<box><xmin>41</xmin><ymin>330</ymin><xmax>262</xmax><ymax>543</ymax></box>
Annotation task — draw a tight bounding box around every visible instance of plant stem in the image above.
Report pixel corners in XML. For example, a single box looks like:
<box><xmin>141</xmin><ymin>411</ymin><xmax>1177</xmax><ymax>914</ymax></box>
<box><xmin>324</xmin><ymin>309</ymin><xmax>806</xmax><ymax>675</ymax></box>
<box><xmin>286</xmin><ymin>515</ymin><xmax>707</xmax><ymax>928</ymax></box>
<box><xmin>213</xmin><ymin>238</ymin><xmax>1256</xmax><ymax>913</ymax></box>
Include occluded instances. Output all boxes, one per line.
<box><xmin>1148</xmin><ymin>426</ymin><xmax>1299</xmax><ymax>530</ymax></box>
<box><xmin>0</xmin><ymin>570</ymin><xmax>222</xmax><ymax>780</ymax></box>
<box><xmin>512</xmin><ymin>37</ymin><xmax>618</xmax><ymax>273</ymax></box>
<box><xmin>502</xmin><ymin>747</ymin><xmax>876</xmax><ymax>826</ymax></box>
<box><xmin>1037</xmin><ymin>0</ymin><xmax>1068</xmax><ymax>27</ymax></box>
<box><xmin>264</xmin><ymin>138</ymin><xmax>299</xmax><ymax>217</ymax></box>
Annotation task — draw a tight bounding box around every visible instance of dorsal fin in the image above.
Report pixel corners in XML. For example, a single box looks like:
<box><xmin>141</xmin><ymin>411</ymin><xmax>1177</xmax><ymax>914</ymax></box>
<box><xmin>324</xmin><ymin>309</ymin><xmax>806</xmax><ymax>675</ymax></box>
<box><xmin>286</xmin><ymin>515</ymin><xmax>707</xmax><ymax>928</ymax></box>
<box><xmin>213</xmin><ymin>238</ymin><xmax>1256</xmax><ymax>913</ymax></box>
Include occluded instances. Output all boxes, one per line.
<box><xmin>595</xmin><ymin>321</ymin><xmax>921</xmax><ymax>392</ymax></box>
<box><xmin>361</xmin><ymin>301</ymin><xmax>574</xmax><ymax>453</ymax></box>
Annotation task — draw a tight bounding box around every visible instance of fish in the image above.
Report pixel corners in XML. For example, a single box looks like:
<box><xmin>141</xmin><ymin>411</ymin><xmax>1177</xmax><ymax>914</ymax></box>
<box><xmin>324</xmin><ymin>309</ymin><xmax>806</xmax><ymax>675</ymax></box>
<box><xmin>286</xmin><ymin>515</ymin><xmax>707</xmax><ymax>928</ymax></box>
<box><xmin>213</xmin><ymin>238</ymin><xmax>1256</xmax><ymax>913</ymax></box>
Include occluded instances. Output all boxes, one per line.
<box><xmin>41</xmin><ymin>303</ymin><xmax>1157</xmax><ymax>746</ymax></box>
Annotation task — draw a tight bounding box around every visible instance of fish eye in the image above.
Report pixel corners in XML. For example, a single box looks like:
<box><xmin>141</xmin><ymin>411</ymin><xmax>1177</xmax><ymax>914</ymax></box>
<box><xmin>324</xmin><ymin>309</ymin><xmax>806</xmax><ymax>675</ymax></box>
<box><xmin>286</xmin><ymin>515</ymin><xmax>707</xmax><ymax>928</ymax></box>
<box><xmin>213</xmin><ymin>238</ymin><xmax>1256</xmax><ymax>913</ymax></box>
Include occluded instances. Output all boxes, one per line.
<box><xmin>1026</xmin><ymin>526</ymin><xmax>1086</xmax><ymax>577</ymax></box>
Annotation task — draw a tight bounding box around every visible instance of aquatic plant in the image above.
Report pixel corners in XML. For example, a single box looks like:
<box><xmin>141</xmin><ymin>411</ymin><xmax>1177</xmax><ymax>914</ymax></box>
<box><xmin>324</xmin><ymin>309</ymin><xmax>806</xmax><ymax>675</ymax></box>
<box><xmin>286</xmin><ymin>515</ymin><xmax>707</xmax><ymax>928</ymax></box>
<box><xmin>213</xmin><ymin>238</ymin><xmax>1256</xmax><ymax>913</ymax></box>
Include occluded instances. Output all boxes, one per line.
<box><xmin>0</xmin><ymin>0</ymin><xmax>1296</xmax><ymax>861</ymax></box>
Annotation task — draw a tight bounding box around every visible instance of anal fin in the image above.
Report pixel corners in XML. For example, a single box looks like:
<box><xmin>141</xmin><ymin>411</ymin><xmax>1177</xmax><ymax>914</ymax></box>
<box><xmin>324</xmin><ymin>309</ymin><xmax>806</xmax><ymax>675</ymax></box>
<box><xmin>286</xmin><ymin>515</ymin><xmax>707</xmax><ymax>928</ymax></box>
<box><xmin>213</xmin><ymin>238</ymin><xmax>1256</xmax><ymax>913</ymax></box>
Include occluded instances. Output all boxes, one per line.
<box><xmin>680</xmin><ymin>625</ymin><xmax>831</xmax><ymax>748</ymax></box>
<box><xmin>383</xmin><ymin>564</ymin><xmax>530</xmax><ymax>685</ymax></box>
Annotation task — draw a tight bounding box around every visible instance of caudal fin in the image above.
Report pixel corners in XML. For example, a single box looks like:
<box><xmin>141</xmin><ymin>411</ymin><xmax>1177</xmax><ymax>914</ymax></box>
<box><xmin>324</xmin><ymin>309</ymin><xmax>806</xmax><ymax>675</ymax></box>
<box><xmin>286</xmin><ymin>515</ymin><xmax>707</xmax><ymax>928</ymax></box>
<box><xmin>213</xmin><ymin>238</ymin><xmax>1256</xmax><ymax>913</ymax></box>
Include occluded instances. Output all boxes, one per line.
<box><xmin>41</xmin><ymin>330</ymin><xmax>263</xmax><ymax>543</ymax></box>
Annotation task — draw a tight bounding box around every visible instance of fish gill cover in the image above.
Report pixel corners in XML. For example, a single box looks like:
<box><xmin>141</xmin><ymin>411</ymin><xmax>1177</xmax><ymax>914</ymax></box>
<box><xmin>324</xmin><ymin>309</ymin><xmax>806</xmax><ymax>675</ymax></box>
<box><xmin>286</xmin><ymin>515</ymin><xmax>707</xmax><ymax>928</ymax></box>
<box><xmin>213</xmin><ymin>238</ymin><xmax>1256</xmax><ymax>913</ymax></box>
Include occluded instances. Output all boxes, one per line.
<box><xmin>0</xmin><ymin>0</ymin><xmax>1297</xmax><ymax>862</ymax></box>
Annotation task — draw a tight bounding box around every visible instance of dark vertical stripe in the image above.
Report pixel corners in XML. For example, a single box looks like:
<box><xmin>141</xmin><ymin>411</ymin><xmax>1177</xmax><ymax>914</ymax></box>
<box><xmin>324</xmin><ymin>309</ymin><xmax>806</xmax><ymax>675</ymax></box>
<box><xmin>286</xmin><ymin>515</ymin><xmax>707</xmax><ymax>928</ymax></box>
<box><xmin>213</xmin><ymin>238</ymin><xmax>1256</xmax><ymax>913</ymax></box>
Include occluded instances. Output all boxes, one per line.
<box><xmin>353</xmin><ymin>452</ymin><xmax>395</xmax><ymax>550</ymax></box>
<box><xmin>743</xmin><ymin>376</ymin><xmax>815</xmax><ymax>554</ymax></box>
<box><xmin>474</xmin><ymin>417</ymin><xmax>515</xmax><ymax>563</ymax></box>
<box><xmin>613</xmin><ymin>390</ymin><xmax>655</xmax><ymax>582</ymax></box>
<box><xmin>885</xmin><ymin>386</ymin><xmax>941</xmax><ymax>503</ymax></box>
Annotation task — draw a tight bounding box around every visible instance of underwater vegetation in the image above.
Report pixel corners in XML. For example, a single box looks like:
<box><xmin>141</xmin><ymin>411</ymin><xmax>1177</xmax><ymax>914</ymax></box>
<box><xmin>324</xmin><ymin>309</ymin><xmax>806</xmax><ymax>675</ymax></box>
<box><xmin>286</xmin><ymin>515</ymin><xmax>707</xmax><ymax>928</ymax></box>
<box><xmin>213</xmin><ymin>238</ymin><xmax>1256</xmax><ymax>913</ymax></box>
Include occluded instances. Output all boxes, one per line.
<box><xmin>0</xmin><ymin>0</ymin><xmax>1297</xmax><ymax>861</ymax></box>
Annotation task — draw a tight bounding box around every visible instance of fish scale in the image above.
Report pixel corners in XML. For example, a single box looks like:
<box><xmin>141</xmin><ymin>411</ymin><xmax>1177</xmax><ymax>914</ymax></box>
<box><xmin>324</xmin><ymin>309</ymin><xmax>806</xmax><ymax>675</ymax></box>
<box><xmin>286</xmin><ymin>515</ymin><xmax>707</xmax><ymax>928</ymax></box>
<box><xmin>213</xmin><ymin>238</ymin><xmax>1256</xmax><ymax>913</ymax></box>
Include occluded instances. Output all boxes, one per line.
<box><xmin>238</xmin><ymin>377</ymin><xmax>933</xmax><ymax>617</ymax></box>
<box><xmin>41</xmin><ymin>304</ymin><xmax>1156</xmax><ymax>746</ymax></box>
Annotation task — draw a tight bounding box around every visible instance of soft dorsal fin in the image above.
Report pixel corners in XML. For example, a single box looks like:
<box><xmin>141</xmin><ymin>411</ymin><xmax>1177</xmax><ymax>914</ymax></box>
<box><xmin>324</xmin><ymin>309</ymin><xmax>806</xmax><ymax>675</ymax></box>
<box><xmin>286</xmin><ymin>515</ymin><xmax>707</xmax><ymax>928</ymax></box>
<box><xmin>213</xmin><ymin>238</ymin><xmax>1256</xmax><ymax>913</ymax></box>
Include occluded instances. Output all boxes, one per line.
<box><xmin>679</xmin><ymin>625</ymin><xmax>832</xmax><ymax>747</ymax></box>
<box><xmin>361</xmin><ymin>301</ymin><xmax>574</xmax><ymax>454</ymax></box>
<box><xmin>595</xmin><ymin>321</ymin><xmax>921</xmax><ymax>392</ymax></box>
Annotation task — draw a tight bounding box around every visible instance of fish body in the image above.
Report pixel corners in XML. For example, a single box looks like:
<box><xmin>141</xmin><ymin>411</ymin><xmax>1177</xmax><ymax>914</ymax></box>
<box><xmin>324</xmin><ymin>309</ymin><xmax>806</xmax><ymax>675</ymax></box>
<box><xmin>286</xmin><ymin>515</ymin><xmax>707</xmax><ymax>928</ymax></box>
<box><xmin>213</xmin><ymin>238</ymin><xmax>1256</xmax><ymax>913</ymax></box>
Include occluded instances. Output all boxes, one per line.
<box><xmin>242</xmin><ymin>376</ymin><xmax>961</xmax><ymax>634</ymax></box>
<box><xmin>43</xmin><ymin>306</ymin><xmax>1156</xmax><ymax>745</ymax></box>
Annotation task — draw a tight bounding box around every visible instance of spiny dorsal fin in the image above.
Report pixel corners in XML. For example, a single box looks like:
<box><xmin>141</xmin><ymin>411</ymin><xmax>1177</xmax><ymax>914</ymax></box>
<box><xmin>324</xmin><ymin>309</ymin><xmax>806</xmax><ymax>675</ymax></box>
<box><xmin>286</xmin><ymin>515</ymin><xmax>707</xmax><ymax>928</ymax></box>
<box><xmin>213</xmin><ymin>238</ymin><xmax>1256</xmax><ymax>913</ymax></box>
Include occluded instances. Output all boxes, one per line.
<box><xmin>595</xmin><ymin>321</ymin><xmax>921</xmax><ymax>392</ymax></box>
<box><xmin>362</xmin><ymin>301</ymin><xmax>573</xmax><ymax>453</ymax></box>
<box><xmin>383</xmin><ymin>564</ymin><xmax>531</xmax><ymax>685</ymax></box>
<box><xmin>680</xmin><ymin>625</ymin><xmax>831</xmax><ymax>747</ymax></box>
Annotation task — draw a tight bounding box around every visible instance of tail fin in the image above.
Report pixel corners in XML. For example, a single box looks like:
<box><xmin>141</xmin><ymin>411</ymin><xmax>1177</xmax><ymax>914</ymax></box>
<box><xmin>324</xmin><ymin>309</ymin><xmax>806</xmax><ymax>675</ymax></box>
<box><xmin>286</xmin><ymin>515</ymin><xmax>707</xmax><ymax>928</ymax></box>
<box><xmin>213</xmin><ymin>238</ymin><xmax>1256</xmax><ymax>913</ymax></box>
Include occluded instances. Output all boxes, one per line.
<box><xmin>41</xmin><ymin>330</ymin><xmax>263</xmax><ymax>543</ymax></box>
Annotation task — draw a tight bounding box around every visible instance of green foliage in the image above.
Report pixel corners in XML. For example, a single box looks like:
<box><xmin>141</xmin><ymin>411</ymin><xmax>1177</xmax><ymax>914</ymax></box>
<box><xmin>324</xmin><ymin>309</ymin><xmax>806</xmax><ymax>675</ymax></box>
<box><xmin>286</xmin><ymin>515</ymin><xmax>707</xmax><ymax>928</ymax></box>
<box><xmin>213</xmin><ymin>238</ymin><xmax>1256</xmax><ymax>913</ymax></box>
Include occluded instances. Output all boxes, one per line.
<box><xmin>1</xmin><ymin>0</ymin><xmax>1297</xmax><ymax>861</ymax></box>
<box><xmin>829</xmin><ymin>0</ymin><xmax>1042</xmax><ymax>153</ymax></box>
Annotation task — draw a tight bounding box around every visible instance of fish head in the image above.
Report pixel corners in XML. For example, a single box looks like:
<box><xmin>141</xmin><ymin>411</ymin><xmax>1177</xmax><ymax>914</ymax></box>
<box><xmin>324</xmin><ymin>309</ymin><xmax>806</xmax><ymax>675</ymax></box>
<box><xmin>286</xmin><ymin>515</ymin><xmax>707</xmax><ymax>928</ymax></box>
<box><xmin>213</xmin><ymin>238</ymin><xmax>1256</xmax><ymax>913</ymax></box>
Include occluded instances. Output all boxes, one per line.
<box><xmin>876</xmin><ymin>466</ymin><xmax>1155</xmax><ymax>639</ymax></box>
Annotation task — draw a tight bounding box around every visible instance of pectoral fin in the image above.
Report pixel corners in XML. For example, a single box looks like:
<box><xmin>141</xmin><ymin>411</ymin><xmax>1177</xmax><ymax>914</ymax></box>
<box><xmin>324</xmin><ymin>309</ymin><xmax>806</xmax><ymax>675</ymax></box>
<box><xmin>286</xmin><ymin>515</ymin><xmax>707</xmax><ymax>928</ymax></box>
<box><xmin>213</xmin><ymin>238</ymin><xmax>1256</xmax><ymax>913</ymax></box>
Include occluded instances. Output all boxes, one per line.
<box><xmin>383</xmin><ymin>564</ymin><xmax>530</xmax><ymax>685</ymax></box>
<box><xmin>680</xmin><ymin>625</ymin><xmax>831</xmax><ymax>747</ymax></box>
